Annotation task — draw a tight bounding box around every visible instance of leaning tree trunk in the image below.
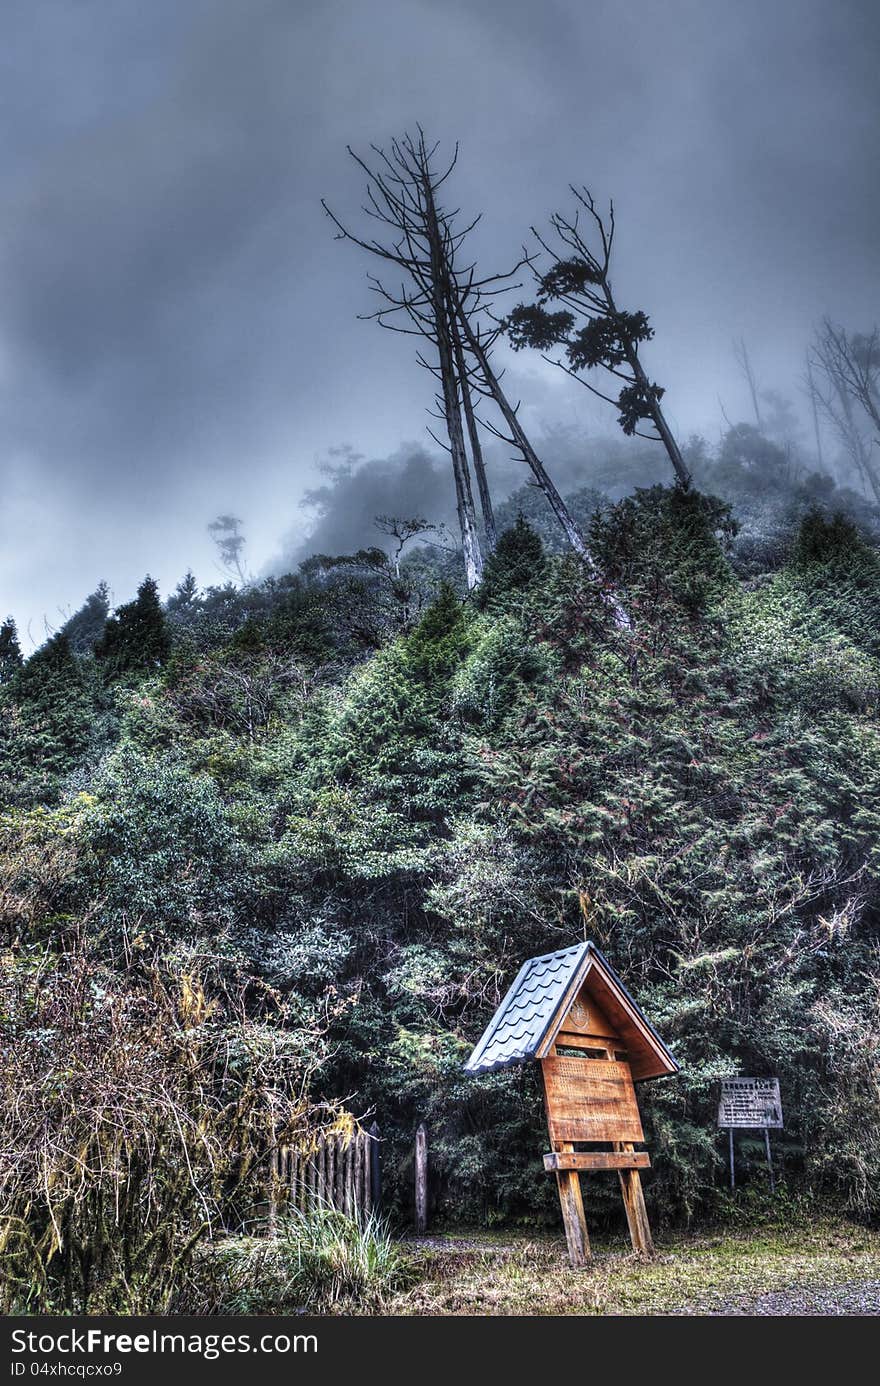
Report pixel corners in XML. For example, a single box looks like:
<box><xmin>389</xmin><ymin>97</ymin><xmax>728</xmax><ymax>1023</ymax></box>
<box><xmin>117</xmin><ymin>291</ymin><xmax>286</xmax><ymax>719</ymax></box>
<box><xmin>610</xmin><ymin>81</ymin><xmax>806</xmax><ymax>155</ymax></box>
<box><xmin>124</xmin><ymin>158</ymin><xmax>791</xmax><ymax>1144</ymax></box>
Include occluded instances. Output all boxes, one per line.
<box><xmin>830</xmin><ymin>368</ymin><xmax>880</xmax><ymax>506</ymax></box>
<box><xmin>454</xmin><ymin>305</ymin><xmax>587</xmax><ymax>555</ymax></box>
<box><xmin>423</xmin><ymin>184</ymin><xmax>483</xmax><ymax>589</ymax></box>
<box><xmin>603</xmin><ymin>283</ymin><xmax>691</xmax><ymax>489</ymax></box>
<box><xmin>450</xmin><ymin>308</ymin><xmax>497</xmax><ymax>550</ymax></box>
<box><xmin>454</xmin><ymin>297</ymin><xmax>631</xmax><ymax>632</ymax></box>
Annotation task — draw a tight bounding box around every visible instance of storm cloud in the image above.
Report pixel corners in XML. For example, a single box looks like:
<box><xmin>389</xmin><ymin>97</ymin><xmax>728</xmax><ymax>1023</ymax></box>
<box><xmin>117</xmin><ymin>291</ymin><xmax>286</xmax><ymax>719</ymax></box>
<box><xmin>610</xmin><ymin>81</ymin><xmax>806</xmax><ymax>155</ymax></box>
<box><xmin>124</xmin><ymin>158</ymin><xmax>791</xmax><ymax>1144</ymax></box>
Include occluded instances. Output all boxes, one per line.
<box><xmin>1</xmin><ymin>0</ymin><xmax>877</xmax><ymax>640</ymax></box>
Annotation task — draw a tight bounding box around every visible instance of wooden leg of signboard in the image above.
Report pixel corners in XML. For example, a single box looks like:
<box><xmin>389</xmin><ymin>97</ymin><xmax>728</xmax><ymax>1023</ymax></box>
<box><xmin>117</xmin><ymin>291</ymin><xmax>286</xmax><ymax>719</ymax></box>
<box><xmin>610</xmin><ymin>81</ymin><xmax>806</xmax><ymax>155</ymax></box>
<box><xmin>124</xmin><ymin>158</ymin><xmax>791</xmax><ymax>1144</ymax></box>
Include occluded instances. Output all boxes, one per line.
<box><xmin>616</xmin><ymin>1142</ymin><xmax>654</xmax><ymax>1256</ymax></box>
<box><xmin>764</xmin><ymin>1128</ymin><xmax>775</xmax><ymax>1193</ymax></box>
<box><xmin>555</xmin><ymin>1142</ymin><xmax>590</xmax><ymax>1268</ymax></box>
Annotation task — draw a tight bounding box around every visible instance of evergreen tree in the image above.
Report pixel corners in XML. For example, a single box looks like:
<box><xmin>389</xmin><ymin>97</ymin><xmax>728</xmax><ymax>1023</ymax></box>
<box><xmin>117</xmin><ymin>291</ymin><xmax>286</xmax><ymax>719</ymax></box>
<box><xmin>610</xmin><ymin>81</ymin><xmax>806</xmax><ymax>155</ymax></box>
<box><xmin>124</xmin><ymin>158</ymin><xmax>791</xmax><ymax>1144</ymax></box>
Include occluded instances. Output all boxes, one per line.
<box><xmin>792</xmin><ymin>508</ymin><xmax>868</xmax><ymax>567</ymax></box>
<box><xmin>12</xmin><ymin>633</ymin><xmax>94</xmax><ymax>775</ymax></box>
<box><xmin>59</xmin><ymin>582</ymin><xmax>111</xmax><ymax>655</ymax></box>
<box><xmin>96</xmin><ymin>576</ymin><xmax>171</xmax><ymax>679</ymax></box>
<box><xmin>166</xmin><ymin>571</ymin><xmax>200</xmax><ymax>616</ymax></box>
<box><xmin>477</xmin><ymin>516</ymin><xmax>547</xmax><ymax>608</ymax></box>
<box><xmin>0</xmin><ymin>618</ymin><xmax>23</xmax><ymax>684</ymax></box>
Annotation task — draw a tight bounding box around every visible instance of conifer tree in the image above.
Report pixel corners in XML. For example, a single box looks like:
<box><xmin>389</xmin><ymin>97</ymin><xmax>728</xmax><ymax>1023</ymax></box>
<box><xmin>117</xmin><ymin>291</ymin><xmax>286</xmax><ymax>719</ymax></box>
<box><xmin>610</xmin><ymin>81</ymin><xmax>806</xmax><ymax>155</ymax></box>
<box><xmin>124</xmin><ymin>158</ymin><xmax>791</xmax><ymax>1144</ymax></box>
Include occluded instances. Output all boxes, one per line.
<box><xmin>506</xmin><ymin>187</ymin><xmax>691</xmax><ymax>487</ymax></box>
<box><xmin>0</xmin><ymin>618</ymin><xmax>23</xmax><ymax>684</ymax></box>
<box><xmin>59</xmin><ymin>582</ymin><xmax>111</xmax><ymax>655</ymax></box>
<box><xmin>96</xmin><ymin>576</ymin><xmax>171</xmax><ymax>678</ymax></box>
<box><xmin>167</xmin><ymin>571</ymin><xmax>200</xmax><ymax>614</ymax></box>
<box><xmin>478</xmin><ymin>516</ymin><xmax>547</xmax><ymax>607</ymax></box>
<box><xmin>13</xmin><ymin>633</ymin><xmax>93</xmax><ymax>774</ymax></box>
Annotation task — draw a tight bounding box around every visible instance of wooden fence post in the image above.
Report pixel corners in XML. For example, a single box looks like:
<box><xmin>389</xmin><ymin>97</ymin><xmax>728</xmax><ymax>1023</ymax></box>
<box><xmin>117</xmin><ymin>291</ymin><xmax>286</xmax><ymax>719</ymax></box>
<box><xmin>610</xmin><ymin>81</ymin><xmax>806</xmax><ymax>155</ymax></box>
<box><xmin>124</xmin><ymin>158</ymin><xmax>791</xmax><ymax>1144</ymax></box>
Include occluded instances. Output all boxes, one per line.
<box><xmin>268</xmin><ymin>1143</ymin><xmax>279</xmax><ymax>1237</ymax></box>
<box><xmin>369</xmin><ymin>1121</ymin><xmax>381</xmax><ymax>1213</ymax></box>
<box><xmin>326</xmin><ymin>1133</ymin><xmax>336</xmax><ymax>1210</ymax></box>
<box><xmin>263</xmin><ymin>1117</ymin><xmax>383</xmax><ymax>1227</ymax></box>
<box><xmin>318</xmin><ymin>1135</ymin><xmax>327</xmax><ymax>1205</ymax></box>
<box><xmin>415</xmin><ymin>1123</ymin><xmax>428</xmax><ymax>1234</ymax></box>
<box><xmin>344</xmin><ymin>1135</ymin><xmax>354</xmax><ymax>1215</ymax></box>
<box><xmin>357</xmin><ymin>1130</ymin><xmax>365</xmax><ymax>1219</ymax></box>
<box><xmin>290</xmin><ymin>1149</ymin><xmax>299</xmax><ymax>1210</ymax></box>
<box><xmin>335</xmin><ymin>1135</ymin><xmax>345</xmax><ymax>1211</ymax></box>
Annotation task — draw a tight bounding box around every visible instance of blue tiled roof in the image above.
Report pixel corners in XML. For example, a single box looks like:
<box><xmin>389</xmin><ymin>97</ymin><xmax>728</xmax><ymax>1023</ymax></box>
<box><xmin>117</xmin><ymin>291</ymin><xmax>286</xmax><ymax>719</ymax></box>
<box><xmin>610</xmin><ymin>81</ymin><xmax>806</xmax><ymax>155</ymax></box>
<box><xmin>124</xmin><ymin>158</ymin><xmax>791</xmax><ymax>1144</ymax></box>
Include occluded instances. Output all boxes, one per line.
<box><xmin>464</xmin><ymin>943</ymin><xmax>591</xmax><ymax>1075</ymax></box>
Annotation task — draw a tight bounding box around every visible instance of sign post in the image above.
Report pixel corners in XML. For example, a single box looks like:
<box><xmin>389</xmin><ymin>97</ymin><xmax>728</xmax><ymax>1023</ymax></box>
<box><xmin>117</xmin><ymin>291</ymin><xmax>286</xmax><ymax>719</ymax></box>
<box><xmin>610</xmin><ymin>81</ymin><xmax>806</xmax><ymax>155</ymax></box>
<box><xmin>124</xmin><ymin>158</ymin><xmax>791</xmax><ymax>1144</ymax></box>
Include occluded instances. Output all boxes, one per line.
<box><xmin>717</xmin><ymin>1077</ymin><xmax>783</xmax><ymax>1191</ymax></box>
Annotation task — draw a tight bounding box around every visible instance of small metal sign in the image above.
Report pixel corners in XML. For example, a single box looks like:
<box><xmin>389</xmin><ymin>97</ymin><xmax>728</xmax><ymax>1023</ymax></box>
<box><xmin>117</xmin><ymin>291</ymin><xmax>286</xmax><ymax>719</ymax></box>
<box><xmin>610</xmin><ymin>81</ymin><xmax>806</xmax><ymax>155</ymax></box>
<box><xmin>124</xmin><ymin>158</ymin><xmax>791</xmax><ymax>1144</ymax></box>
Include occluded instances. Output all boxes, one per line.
<box><xmin>717</xmin><ymin>1077</ymin><xmax>782</xmax><ymax>1192</ymax></box>
<box><xmin>717</xmin><ymin>1077</ymin><xmax>783</xmax><ymax>1130</ymax></box>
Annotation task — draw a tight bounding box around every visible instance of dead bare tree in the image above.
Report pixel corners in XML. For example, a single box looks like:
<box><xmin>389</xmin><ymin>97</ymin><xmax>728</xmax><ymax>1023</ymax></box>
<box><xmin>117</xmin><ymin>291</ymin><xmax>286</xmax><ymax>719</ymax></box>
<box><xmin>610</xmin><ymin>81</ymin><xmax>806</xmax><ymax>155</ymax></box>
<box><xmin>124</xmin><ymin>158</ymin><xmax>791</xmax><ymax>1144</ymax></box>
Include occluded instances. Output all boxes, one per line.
<box><xmin>373</xmin><ymin>514</ymin><xmax>452</xmax><ymax>576</ymax></box>
<box><xmin>208</xmin><ymin>514</ymin><xmax>250</xmax><ymax>586</ymax></box>
<box><xmin>733</xmin><ymin>338</ymin><xmax>764</xmax><ymax>431</ymax></box>
<box><xmin>506</xmin><ymin>187</ymin><xmax>691</xmax><ymax>489</ymax></box>
<box><xmin>323</xmin><ymin>133</ymin><xmax>489</xmax><ymax>588</ymax></box>
<box><xmin>325</xmin><ymin>133</ymin><xmax>631</xmax><ymax>632</ymax></box>
<box><xmin>808</xmin><ymin>320</ymin><xmax>880</xmax><ymax>505</ymax></box>
<box><xmin>804</xmin><ymin>353</ymin><xmax>825</xmax><ymax>469</ymax></box>
<box><xmin>813</xmin><ymin>320</ymin><xmax>880</xmax><ymax>438</ymax></box>
<box><xmin>449</xmin><ymin>309</ymin><xmax>497</xmax><ymax>549</ymax></box>
<box><xmin>428</xmin><ymin>254</ymin><xmax>630</xmax><ymax>629</ymax></box>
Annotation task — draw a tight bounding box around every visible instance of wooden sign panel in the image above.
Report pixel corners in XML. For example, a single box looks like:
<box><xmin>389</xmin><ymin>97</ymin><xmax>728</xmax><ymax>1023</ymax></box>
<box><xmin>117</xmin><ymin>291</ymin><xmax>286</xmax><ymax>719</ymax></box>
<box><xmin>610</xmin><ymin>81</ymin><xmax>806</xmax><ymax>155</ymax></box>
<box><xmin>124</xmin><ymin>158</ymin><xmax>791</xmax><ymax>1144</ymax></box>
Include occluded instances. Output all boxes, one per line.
<box><xmin>562</xmin><ymin>991</ymin><xmax>620</xmax><ymax>1040</ymax></box>
<box><xmin>717</xmin><ymin>1077</ymin><xmax>783</xmax><ymax>1129</ymax></box>
<box><xmin>541</xmin><ymin>1055</ymin><xmax>644</xmax><ymax>1145</ymax></box>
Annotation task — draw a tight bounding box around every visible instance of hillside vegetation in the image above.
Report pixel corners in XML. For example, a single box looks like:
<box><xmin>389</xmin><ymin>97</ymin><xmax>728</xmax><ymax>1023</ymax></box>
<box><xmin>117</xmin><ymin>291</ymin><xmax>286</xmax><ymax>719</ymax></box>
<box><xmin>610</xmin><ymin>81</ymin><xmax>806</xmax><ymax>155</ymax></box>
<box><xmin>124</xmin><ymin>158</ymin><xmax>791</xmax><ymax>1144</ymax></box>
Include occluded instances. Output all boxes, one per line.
<box><xmin>2</xmin><ymin>455</ymin><xmax>880</xmax><ymax>1309</ymax></box>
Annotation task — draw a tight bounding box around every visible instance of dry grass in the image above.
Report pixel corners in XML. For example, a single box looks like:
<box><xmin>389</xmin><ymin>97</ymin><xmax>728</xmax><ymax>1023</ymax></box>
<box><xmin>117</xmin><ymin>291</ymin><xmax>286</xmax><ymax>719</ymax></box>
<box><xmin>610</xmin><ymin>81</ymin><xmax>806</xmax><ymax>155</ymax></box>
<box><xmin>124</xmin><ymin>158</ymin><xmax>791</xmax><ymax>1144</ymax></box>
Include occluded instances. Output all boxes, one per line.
<box><xmin>379</xmin><ymin>1220</ymin><xmax>880</xmax><ymax>1316</ymax></box>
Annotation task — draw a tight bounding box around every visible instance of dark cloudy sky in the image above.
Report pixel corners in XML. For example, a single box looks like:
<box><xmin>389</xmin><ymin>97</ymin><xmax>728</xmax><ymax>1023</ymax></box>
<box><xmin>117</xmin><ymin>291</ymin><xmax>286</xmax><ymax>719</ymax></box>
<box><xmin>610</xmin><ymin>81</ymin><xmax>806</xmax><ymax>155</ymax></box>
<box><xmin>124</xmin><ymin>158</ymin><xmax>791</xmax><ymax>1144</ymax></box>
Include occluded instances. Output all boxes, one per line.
<box><xmin>1</xmin><ymin>0</ymin><xmax>877</xmax><ymax>642</ymax></box>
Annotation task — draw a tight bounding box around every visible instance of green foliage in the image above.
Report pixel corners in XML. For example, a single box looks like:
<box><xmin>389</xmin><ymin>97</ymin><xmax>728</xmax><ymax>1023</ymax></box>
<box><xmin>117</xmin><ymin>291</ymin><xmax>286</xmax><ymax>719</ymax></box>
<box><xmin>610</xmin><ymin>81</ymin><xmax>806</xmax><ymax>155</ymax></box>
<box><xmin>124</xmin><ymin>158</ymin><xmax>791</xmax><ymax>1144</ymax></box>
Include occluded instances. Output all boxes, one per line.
<box><xmin>792</xmin><ymin>508</ymin><xmax>875</xmax><ymax>570</ymax></box>
<box><xmin>96</xmin><ymin>575</ymin><xmax>171</xmax><ymax>679</ymax></box>
<box><xmin>59</xmin><ymin>582</ymin><xmax>111</xmax><ymax>654</ymax></box>
<box><xmin>3</xmin><ymin>634</ymin><xmax>95</xmax><ymax>784</ymax></box>
<box><xmin>0</xmin><ymin>618</ymin><xmax>23</xmax><ymax>683</ymax></box>
<box><xmin>81</xmin><ymin>744</ymin><xmax>244</xmax><ymax>941</ymax></box>
<box><xmin>477</xmin><ymin>516</ymin><xmax>548</xmax><ymax>610</ymax></box>
<box><xmin>0</xmin><ymin>947</ymin><xmax>320</xmax><ymax>1313</ymax></box>
<box><xmin>2</xmin><ymin>481</ymin><xmax>880</xmax><ymax>1246</ymax></box>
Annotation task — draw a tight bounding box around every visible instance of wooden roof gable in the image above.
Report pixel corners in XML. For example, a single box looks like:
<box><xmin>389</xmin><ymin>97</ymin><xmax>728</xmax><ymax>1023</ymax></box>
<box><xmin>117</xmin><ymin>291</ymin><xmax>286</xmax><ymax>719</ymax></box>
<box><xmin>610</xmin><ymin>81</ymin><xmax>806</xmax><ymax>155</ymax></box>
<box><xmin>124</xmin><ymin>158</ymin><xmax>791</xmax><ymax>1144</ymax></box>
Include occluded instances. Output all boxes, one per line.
<box><xmin>464</xmin><ymin>941</ymin><xmax>678</xmax><ymax>1081</ymax></box>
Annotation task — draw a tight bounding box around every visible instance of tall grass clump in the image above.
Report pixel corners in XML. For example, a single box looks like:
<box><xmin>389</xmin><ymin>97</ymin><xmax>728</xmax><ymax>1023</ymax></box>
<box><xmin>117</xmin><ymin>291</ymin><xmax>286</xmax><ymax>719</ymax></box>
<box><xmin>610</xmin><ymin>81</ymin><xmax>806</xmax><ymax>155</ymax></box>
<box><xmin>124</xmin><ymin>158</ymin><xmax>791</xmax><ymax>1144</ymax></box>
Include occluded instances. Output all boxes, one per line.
<box><xmin>199</xmin><ymin>1205</ymin><xmax>408</xmax><ymax>1313</ymax></box>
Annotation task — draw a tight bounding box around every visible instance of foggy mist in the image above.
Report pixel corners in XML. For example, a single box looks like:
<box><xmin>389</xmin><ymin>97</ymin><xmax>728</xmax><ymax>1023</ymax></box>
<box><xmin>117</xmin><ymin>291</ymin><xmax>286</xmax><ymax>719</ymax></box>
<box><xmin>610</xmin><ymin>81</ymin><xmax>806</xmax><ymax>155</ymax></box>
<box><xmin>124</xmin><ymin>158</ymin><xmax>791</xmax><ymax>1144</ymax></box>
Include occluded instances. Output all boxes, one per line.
<box><xmin>1</xmin><ymin>0</ymin><xmax>877</xmax><ymax>640</ymax></box>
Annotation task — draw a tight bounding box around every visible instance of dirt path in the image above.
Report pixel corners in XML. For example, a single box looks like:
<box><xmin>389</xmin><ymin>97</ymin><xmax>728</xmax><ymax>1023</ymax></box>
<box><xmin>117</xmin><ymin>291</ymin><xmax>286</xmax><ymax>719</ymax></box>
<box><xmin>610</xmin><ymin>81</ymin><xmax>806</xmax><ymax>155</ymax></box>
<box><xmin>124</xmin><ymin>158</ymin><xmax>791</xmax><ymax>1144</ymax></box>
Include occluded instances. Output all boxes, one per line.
<box><xmin>389</xmin><ymin>1224</ymin><xmax>880</xmax><ymax>1316</ymax></box>
<box><xmin>687</xmin><ymin>1279</ymin><xmax>880</xmax><ymax>1316</ymax></box>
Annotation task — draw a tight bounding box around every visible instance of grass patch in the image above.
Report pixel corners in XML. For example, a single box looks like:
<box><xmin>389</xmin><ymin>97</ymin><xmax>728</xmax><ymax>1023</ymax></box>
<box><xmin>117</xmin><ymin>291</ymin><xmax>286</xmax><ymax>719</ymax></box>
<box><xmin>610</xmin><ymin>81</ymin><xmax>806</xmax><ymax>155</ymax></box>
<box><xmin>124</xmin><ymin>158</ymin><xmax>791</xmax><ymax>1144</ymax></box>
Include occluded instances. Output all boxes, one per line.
<box><xmin>195</xmin><ymin>1207</ymin><xmax>410</xmax><ymax>1314</ymax></box>
<box><xmin>382</xmin><ymin>1220</ymin><xmax>880</xmax><ymax>1316</ymax></box>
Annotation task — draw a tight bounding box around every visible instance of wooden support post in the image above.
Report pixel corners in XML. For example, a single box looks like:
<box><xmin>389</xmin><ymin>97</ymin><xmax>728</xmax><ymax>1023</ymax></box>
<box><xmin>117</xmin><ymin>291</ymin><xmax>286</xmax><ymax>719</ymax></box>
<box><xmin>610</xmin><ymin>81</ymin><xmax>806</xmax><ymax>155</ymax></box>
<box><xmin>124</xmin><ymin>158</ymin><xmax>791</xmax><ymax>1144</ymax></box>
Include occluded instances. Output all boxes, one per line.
<box><xmin>555</xmin><ymin>1141</ymin><xmax>590</xmax><ymax>1267</ymax></box>
<box><xmin>764</xmin><ymin>1127</ymin><xmax>775</xmax><ymax>1193</ymax></box>
<box><xmin>415</xmin><ymin>1123</ymin><xmax>428</xmax><ymax>1234</ymax></box>
<box><xmin>616</xmin><ymin>1142</ymin><xmax>654</xmax><ymax>1256</ymax></box>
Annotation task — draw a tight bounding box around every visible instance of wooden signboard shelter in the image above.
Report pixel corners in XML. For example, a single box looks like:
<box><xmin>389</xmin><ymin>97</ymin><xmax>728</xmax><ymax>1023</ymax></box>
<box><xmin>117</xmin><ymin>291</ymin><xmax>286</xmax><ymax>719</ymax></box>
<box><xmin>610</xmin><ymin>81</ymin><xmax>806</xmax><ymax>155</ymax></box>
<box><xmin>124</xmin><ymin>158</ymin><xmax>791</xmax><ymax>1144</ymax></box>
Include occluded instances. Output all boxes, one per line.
<box><xmin>464</xmin><ymin>942</ymin><xmax>678</xmax><ymax>1267</ymax></box>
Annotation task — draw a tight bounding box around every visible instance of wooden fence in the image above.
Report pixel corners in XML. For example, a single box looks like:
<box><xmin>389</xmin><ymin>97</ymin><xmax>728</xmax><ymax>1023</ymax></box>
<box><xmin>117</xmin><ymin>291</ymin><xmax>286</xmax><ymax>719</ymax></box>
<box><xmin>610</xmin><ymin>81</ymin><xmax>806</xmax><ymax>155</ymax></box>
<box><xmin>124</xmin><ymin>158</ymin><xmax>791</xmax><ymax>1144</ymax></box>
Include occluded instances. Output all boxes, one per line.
<box><xmin>268</xmin><ymin>1122</ymin><xmax>380</xmax><ymax>1228</ymax></box>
